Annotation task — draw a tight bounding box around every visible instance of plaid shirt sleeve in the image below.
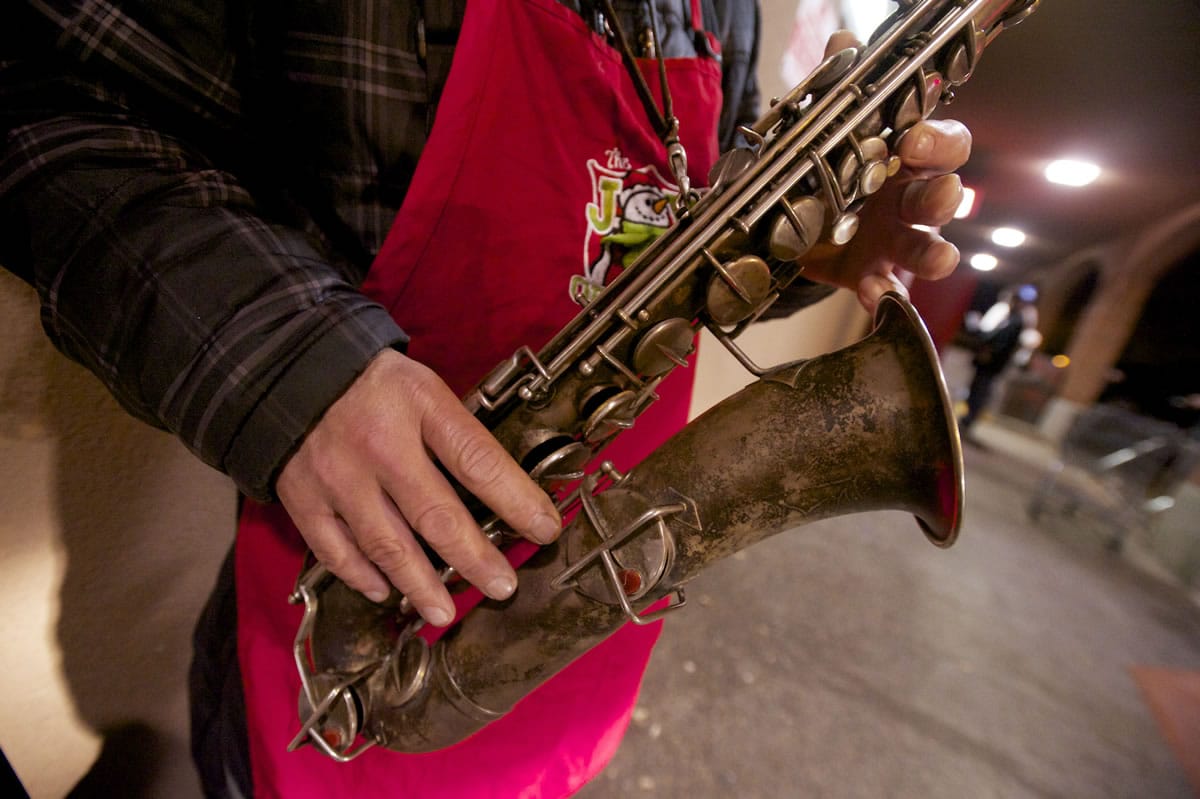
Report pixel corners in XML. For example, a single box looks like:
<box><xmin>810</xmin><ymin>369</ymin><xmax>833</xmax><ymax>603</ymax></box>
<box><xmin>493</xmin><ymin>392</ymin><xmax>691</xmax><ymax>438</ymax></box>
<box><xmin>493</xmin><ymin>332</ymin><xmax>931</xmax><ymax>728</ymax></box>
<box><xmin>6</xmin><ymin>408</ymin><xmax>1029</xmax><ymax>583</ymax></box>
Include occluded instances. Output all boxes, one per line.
<box><xmin>0</xmin><ymin>1</ymin><xmax>409</xmax><ymax>501</ymax></box>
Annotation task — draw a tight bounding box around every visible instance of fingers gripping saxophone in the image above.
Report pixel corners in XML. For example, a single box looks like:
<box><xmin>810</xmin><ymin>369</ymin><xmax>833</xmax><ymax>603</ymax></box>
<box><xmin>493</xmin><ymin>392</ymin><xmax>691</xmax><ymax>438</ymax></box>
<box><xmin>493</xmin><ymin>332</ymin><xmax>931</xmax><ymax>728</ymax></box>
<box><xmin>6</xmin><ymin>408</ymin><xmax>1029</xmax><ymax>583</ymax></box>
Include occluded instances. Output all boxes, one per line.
<box><xmin>289</xmin><ymin>0</ymin><xmax>1040</xmax><ymax>760</ymax></box>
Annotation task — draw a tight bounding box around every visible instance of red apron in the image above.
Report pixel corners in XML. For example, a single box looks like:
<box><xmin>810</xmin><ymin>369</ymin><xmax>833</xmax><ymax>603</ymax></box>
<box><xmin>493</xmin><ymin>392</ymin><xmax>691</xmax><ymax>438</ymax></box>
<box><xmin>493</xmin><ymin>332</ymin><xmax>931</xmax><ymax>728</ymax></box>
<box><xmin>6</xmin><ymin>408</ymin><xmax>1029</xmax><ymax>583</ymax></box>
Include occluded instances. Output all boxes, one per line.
<box><xmin>236</xmin><ymin>2</ymin><xmax>722</xmax><ymax>796</ymax></box>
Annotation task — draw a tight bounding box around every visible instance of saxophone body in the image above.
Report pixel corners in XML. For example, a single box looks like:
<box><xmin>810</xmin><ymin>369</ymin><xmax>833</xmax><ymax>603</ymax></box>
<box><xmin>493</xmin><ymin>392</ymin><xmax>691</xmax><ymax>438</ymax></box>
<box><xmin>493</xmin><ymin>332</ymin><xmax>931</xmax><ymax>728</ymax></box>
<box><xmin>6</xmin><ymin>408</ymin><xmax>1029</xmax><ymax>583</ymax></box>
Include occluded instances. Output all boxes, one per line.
<box><xmin>289</xmin><ymin>0</ymin><xmax>1041</xmax><ymax>760</ymax></box>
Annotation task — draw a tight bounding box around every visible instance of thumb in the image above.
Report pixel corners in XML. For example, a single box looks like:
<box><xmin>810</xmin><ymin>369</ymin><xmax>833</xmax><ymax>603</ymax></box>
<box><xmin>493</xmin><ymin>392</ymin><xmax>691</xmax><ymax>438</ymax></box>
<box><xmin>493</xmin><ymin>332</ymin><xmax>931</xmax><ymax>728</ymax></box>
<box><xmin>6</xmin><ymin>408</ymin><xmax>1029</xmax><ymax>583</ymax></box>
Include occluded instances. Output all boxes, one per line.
<box><xmin>823</xmin><ymin>30</ymin><xmax>861</xmax><ymax>59</ymax></box>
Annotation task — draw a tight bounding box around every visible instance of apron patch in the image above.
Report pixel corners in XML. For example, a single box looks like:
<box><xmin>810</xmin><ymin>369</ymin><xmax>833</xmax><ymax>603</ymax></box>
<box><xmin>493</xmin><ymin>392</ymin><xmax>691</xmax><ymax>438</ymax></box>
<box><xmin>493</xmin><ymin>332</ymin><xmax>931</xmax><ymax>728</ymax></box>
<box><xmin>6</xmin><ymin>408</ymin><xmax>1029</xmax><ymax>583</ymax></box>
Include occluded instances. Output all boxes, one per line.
<box><xmin>572</xmin><ymin>147</ymin><xmax>679</xmax><ymax>306</ymax></box>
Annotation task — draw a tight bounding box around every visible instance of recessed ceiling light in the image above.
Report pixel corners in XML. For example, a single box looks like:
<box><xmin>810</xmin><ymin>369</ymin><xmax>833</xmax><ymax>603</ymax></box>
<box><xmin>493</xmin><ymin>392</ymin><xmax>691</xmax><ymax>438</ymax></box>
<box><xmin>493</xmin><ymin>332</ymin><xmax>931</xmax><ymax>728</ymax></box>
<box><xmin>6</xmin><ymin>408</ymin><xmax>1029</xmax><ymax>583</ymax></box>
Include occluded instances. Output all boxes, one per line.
<box><xmin>970</xmin><ymin>253</ymin><xmax>999</xmax><ymax>272</ymax></box>
<box><xmin>1045</xmin><ymin>159</ymin><xmax>1101</xmax><ymax>187</ymax></box>
<box><xmin>991</xmin><ymin>227</ymin><xmax>1026</xmax><ymax>247</ymax></box>
<box><xmin>954</xmin><ymin>186</ymin><xmax>978</xmax><ymax>219</ymax></box>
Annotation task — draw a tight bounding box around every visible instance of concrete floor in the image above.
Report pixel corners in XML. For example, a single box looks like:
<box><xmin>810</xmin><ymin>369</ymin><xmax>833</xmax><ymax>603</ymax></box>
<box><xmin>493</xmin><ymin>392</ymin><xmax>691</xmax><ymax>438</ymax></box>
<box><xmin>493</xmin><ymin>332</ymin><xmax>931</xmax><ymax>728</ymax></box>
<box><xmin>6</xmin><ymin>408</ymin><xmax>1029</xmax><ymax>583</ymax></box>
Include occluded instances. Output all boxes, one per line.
<box><xmin>577</xmin><ymin>421</ymin><xmax>1200</xmax><ymax>798</ymax></box>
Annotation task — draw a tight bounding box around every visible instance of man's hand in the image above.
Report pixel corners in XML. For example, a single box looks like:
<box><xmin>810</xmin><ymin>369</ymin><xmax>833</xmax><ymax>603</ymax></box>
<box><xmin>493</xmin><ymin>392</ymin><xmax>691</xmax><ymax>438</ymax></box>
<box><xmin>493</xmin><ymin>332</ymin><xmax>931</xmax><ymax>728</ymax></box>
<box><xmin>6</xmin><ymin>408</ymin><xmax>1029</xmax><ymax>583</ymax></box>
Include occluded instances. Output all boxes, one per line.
<box><xmin>276</xmin><ymin>349</ymin><xmax>562</xmax><ymax>627</ymax></box>
<box><xmin>799</xmin><ymin>31</ymin><xmax>973</xmax><ymax>311</ymax></box>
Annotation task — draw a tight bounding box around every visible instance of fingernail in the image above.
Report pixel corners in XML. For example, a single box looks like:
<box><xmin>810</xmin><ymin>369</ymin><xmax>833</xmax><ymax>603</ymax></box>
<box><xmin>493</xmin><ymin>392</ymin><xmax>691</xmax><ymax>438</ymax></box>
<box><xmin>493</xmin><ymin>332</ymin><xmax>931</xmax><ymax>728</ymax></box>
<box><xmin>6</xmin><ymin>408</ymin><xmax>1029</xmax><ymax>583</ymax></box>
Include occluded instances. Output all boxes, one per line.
<box><xmin>486</xmin><ymin>575</ymin><xmax>517</xmax><ymax>600</ymax></box>
<box><xmin>906</xmin><ymin>130</ymin><xmax>935</xmax><ymax>160</ymax></box>
<box><xmin>925</xmin><ymin>241</ymin><xmax>960</xmax><ymax>278</ymax></box>
<box><xmin>423</xmin><ymin>605</ymin><xmax>454</xmax><ymax>627</ymax></box>
<box><xmin>531</xmin><ymin>512</ymin><xmax>561</xmax><ymax>544</ymax></box>
<box><xmin>365</xmin><ymin>588</ymin><xmax>390</xmax><ymax>604</ymax></box>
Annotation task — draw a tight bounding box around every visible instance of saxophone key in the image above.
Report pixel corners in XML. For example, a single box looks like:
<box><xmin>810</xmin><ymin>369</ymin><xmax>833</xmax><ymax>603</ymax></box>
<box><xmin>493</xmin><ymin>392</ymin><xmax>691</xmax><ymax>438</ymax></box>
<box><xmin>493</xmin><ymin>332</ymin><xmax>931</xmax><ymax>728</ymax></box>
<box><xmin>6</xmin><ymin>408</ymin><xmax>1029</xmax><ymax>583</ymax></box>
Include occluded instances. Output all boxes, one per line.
<box><xmin>525</xmin><ymin>437</ymin><xmax>592</xmax><ymax>485</ymax></box>
<box><xmin>859</xmin><ymin>159</ymin><xmax>890</xmax><ymax>196</ymax></box>
<box><xmin>561</xmin><ymin>483</ymin><xmax>680</xmax><ymax>609</ymax></box>
<box><xmin>706</xmin><ymin>146</ymin><xmax>757</xmax><ymax>195</ymax></box>
<box><xmin>581</xmin><ymin>388</ymin><xmax>639</xmax><ymax>444</ymax></box>
<box><xmin>704</xmin><ymin>254</ymin><xmax>773</xmax><ymax>325</ymax></box>
<box><xmin>889</xmin><ymin>82</ymin><xmax>924</xmax><ymax>131</ymax></box>
<box><xmin>836</xmin><ymin>135</ymin><xmax>890</xmax><ymax>198</ymax></box>
<box><xmin>632</xmin><ymin>317</ymin><xmax>695</xmax><ymax>376</ymax></box>
<box><xmin>768</xmin><ymin>196</ymin><xmax>826</xmax><ymax>261</ymax></box>
<box><xmin>292</xmin><ymin>672</ymin><xmax>366</xmax><ymax>759</ymax></box>
<box><xmin>750</xmin><ymin>45</ymin><xmax>859</xmax><ymax>137</ymax></box>
<box><xmin>830</xmin><ymin>212</ymin><xmax>861</xmax><ymax>246</ymax></box>
<box><xmin>942</xmin><ymin>40</ymin><xmax>973</xmax><ymax>85</ymax></box>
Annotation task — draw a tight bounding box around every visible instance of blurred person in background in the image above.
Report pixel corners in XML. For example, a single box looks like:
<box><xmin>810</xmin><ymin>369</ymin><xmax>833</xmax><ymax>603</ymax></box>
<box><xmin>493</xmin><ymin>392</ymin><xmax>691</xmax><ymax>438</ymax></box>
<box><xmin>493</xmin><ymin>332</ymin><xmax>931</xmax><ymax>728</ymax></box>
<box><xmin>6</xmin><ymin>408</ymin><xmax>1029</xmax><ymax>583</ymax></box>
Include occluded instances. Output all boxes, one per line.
<box><xmin>960</xmin><ymin>283</ymin><xmax>1042</xmax><ymax>440</ymax></box>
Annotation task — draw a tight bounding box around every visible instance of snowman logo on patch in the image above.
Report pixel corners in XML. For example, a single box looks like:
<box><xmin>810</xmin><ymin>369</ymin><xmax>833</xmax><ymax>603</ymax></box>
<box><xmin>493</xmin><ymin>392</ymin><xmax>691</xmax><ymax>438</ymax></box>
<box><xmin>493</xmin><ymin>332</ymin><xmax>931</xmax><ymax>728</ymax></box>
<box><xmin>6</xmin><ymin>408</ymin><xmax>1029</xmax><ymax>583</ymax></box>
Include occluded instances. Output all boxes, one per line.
<box><xmin>572</xmin><ymin>148</ymin><xmax>679</xmax><ymax>306</ymax></box>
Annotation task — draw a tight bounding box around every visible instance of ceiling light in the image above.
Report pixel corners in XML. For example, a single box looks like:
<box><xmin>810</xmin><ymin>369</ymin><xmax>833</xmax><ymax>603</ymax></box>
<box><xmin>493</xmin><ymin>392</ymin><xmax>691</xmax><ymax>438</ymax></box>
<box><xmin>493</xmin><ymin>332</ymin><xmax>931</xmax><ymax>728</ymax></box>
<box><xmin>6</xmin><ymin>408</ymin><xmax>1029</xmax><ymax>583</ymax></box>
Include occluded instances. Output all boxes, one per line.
<box><xmin>1045</xmin><ymin>159</ymin><xmax>1101</xmax><ymax>187</ymax></box>
<box><xmin>991</xmin><ymin>227</ymin><xmax>1026</xmax><ymax>247</ymax></box>
<box><xmin>954</xmin><ymin>186</ymin><xmax>978</xmax><ymax>219</ymax></box>
<box><xmin>970</xmin><ymin>253</ymin><xmax>999</xmax><ymax>272</ymax></box>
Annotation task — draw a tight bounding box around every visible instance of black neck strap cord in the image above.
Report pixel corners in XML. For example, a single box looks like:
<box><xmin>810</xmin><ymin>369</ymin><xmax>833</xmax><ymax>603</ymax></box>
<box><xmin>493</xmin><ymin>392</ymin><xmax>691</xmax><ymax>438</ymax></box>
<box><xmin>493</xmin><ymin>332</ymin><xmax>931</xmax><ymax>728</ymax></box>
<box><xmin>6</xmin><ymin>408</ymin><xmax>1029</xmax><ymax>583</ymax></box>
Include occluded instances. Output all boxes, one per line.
<box><xmin>598</xmin><ymin>0</ymin><xmax>694</xmax><ymax>205</ymax></box>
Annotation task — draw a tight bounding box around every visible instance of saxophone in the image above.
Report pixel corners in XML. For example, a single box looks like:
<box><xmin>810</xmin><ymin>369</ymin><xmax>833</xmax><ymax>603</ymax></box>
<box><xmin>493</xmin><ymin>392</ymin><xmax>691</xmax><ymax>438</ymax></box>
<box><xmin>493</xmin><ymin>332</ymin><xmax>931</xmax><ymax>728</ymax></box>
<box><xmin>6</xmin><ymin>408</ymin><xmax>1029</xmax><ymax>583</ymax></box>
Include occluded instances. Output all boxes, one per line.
<box><xmin>289</xmin><ymin>0</ymin><xmax>1041</xmax><ymax>759</ymax></box>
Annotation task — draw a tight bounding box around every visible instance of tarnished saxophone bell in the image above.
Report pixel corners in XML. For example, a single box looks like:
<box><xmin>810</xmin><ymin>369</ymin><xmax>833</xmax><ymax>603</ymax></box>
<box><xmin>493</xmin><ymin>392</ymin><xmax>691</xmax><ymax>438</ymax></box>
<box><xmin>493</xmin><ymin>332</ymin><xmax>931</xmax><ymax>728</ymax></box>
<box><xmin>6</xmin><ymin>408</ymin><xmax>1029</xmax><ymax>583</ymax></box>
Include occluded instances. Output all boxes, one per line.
<box><xmin>290</xmin><ymin>292</ymin><xmax>962</xmax><ymax>755</ymax></box>
<box><xmin>288</xmin><ymin>0</ymin><xmax>1040</xmax><ymax>761</ymax></box>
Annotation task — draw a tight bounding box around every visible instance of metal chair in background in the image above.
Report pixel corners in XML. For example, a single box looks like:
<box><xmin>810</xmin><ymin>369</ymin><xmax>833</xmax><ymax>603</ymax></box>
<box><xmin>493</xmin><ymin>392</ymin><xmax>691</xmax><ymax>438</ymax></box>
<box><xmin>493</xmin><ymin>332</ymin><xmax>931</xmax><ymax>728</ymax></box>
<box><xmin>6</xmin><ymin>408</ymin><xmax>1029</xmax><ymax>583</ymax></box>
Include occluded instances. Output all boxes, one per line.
<box><xmin>1027</xmin><ymin>403</ymin><xmax>1200</xmax><ymax>552</ymax></box>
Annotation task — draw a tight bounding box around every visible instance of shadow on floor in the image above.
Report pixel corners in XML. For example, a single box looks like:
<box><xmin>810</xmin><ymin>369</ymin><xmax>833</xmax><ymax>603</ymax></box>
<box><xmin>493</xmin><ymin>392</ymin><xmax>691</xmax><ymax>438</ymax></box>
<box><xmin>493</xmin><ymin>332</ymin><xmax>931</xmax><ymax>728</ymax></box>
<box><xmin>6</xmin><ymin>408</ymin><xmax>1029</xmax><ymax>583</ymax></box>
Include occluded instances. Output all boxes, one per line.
<box><xmin>65</xmin><ymin>723</ymin><xmax>166</xmax><ymax>799</ymax></box>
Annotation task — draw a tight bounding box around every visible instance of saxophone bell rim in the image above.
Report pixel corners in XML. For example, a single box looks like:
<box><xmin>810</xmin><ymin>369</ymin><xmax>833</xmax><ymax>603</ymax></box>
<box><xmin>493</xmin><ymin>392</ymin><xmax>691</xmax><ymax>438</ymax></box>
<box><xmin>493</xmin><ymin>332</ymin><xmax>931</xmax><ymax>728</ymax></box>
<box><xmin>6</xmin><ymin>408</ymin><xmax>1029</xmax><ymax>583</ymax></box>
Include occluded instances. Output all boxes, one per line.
<box><xmin>874</xmin><ymin>291</ymin><xmax>965</xmax><ymax>549</ymax></box>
